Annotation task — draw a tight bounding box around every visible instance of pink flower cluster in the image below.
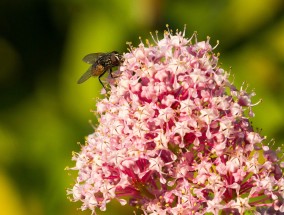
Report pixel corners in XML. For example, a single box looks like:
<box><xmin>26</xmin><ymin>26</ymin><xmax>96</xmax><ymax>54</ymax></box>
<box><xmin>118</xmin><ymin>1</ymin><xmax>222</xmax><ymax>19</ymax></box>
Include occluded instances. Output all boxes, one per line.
<box><xmin>68</xmin><ymin>28</ymin><xmax>284</xmax><ymax>214</ymax></box>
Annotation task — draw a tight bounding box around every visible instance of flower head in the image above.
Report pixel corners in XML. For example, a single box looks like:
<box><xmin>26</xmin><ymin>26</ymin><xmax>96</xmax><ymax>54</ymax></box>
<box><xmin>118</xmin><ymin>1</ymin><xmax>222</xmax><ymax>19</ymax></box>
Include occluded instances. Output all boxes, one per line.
<box><xmin>68</xmin><ymin>27</ymin><xmax>284</xmax><ymax>214</ymax></box>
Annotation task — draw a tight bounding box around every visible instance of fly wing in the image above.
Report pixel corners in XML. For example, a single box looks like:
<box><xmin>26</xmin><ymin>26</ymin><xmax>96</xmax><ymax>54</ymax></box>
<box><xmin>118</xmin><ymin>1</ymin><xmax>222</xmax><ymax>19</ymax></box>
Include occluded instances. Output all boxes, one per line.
<box><xmin>77</xmin><ymin>67</ymin><xmax>93</xmax><ymax>84</ymax></box>
<box><xmin>82</xmin><ymin>53</ymin><xmax>104</xmax><ymax>64</ymax></box>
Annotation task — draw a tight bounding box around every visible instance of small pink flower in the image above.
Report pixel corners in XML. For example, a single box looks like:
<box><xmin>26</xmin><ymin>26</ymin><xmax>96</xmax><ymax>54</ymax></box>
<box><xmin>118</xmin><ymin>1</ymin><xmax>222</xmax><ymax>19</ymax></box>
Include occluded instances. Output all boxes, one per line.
<box><xmin>68</xmin><ymin>27</ymin><xmax>284</xmax><ymax>214</ymax></box>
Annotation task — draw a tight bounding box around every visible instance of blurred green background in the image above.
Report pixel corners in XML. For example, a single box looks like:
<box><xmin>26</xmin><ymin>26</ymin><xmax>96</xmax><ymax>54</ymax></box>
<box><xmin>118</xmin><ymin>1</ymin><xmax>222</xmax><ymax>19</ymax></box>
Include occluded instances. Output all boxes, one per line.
<box><xmin>0</xmin><ymin>0</ymin><xmax>283</xmax><ymax>214</ymax></box>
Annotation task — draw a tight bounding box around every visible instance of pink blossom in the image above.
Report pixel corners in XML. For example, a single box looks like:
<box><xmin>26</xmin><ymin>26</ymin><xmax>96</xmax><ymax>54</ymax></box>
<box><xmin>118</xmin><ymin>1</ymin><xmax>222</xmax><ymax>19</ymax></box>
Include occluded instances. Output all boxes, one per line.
<box><xmin>68</xmin><ymin>27</ymin><xmax>284</xmax><ymax>214</ymax></box>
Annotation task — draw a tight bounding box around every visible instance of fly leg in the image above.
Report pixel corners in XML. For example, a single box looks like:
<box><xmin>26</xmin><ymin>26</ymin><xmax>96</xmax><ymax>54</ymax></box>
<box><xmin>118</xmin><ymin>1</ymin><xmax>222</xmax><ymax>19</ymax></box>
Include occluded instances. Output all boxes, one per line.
<box><xmin>98</xmin><ymin>70</ymin><xmax>108</xmax><ymax>89</ymax></box>
<box><xmin>109</xmin><ymin>68</ymin><xmax>114</xmax><ymax>78</ymax></box>
<box><xmin>109</xmin><ymin>68</ymin><xmax>121</xmax><ymax>78</ymax></box>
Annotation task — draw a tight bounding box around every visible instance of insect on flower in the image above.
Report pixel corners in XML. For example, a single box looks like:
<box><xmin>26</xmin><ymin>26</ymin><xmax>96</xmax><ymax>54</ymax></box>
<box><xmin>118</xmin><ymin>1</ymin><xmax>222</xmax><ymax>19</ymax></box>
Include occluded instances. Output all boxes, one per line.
<box><xmin>77</xmin><ymin>51</ymin><xmax>124</xmax><ymax>89</ymax></box>
<box><xmin>69</xmin><ymin>27</ymin><xmax>284</xmax><ymax>215</ymax></box>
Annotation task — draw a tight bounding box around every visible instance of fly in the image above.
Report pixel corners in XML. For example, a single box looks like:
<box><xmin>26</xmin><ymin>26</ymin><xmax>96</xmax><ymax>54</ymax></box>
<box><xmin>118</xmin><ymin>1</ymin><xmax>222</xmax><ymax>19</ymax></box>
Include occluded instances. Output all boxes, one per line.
<box><xmin>77</xmin><ymin>51</ymin><xmax>123</xmax><ymax>88</ymax></box>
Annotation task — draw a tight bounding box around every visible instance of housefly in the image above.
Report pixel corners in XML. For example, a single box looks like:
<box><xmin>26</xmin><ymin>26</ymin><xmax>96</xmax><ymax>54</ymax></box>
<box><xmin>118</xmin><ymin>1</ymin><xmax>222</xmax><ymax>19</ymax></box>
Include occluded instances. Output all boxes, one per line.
<box><xmin>77</xmin><ymin>51</ymin><xmax>123</xmax><ymax>88</ymax></box>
